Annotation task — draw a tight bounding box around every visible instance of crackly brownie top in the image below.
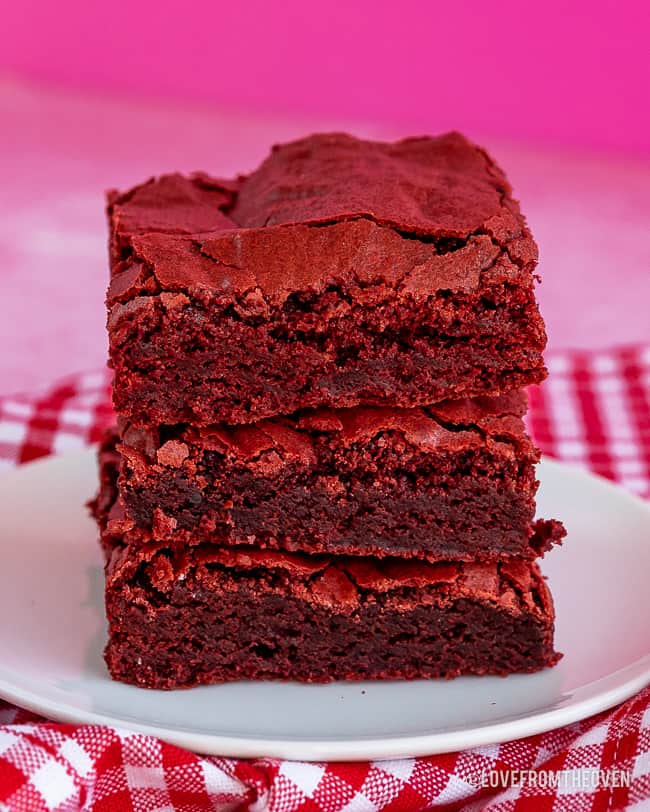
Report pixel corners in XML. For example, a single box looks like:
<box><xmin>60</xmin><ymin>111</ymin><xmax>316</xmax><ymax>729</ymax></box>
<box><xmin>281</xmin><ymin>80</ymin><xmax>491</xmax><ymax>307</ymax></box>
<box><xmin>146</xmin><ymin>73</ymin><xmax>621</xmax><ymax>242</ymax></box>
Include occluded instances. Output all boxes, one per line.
<box><xmin>107</xmin><ymin>132</ymin><xmax>537</xmax><ymax>307</ymax></box>
<box><xmin>117</xmin><ymin>391</ymin><xmax>536</xmax><ymax>472</ymax></box>
<box><xmin>230</xmin><ymin>132</ymin><xmax>517</xmax><ymax>238</ymax></box>
<box><xmin>105</xmin><ymin>536</ymin><xmax>554</xmax><ymax>618</ymax></box>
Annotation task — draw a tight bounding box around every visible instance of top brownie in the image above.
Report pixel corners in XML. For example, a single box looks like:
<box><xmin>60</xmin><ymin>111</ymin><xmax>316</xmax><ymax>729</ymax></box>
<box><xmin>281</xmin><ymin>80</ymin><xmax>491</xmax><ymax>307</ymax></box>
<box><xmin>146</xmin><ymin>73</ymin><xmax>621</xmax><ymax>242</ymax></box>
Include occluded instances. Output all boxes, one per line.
<box><xmin>107</xmin><ymin>132</ymin><xmax>547</xmax><ymax>426</ymax></box>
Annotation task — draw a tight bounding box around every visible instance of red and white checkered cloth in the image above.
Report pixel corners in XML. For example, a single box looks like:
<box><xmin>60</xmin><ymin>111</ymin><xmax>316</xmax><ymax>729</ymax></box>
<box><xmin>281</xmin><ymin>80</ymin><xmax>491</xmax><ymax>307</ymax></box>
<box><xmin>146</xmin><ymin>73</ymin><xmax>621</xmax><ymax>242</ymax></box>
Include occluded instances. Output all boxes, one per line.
<box><xmin>0</xmin><ymin>345</ymin><xmax>649</xmax><ymax>812</ymax></box>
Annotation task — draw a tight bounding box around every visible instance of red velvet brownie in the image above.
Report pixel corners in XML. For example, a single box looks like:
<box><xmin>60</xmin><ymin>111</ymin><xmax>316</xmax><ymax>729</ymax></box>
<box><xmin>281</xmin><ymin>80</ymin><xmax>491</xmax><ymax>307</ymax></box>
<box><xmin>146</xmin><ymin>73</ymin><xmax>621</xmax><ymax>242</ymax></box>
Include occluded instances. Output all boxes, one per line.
<box><xmin>110</xmin><ymin>392</ymin><xmax>564</xmax><ymax>561</ymax></box>
<box><xmin>94</xmin><ymin>460</ymin><xmax>560</xmax><ymax>688</ymax></box>
<box><xmin>104</xmin><ymin>543</ymin><xmax>560</xmax><ymax>688</ymax></box>
<box><xmin>107</xmin><ymin>132</ymin><xmax>547</xmax><ymax>426</ymax></box>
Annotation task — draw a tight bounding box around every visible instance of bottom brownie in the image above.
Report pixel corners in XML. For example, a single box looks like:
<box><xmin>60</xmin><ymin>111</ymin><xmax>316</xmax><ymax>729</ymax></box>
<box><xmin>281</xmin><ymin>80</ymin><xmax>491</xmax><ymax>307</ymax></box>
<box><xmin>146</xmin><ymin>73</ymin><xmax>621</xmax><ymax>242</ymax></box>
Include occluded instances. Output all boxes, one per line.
<box><xmin>102</xmin><ymin>539</ymin><xmax>559</xmax><ymax>688</ymax></box>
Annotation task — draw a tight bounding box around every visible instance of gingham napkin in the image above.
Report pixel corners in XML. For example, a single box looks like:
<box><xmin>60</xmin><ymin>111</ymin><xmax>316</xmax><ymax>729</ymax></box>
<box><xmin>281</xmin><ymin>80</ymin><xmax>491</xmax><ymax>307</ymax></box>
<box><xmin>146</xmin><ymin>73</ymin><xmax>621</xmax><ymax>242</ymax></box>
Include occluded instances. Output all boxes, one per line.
<box><xmin>0</xmin><ymin>345</ymin><xmax>649</xmax><ymax>812</ymax></box>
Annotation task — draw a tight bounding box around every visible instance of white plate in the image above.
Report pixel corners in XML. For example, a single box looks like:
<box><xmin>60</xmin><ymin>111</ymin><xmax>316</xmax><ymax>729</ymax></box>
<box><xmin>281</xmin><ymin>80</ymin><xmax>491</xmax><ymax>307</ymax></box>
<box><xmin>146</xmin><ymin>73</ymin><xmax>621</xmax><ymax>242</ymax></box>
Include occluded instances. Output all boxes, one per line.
<box><xmin>0</xmin><ymin>451</ymin><xmax>649</xmax><ymax>761</ymax></box>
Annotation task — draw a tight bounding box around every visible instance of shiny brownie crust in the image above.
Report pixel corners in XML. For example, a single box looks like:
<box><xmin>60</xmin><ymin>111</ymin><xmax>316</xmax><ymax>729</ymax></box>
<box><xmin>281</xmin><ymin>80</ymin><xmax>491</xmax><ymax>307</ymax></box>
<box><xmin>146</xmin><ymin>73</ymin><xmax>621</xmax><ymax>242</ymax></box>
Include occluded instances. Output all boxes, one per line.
<box><xmin>109</xmin><ymin>392</ymin><xmax>563</xmax><ymax>561</ymax></box>
<box><xmin>107</xmin><ymin>132</ymin><xmax>547</xmax><ymax>426</ymax></box>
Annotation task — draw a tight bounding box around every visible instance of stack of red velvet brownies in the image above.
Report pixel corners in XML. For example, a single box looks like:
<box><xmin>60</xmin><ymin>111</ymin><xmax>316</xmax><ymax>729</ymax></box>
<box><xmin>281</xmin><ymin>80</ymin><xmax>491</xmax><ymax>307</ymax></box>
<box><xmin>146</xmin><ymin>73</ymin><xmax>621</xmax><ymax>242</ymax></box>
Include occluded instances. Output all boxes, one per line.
<box><xmin>91</xmin><ymin>133</ymin><xmax>565</xmax><ymax>688</ymax></box>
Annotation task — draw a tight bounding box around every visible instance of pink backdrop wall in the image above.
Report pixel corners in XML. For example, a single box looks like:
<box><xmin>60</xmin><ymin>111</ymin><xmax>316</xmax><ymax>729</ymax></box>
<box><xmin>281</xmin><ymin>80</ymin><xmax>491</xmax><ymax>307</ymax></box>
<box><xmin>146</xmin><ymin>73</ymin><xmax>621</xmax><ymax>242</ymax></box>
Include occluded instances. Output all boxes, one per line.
<box><xmin>2</xmin><ymin>0</ymin><xmax>649</xmax><ymax>155</ymax></box>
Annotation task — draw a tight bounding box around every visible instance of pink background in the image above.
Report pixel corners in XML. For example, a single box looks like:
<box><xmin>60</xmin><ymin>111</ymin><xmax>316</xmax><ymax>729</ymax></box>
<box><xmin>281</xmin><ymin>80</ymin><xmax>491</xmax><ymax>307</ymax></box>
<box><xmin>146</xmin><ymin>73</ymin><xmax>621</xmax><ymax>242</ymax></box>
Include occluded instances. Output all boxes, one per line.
<box><xmin>3</xmin><ymin>0</ymin><xmax>650</xmax><ymax>155</ymax></box>
<box><xmin>1</xmin><ymin>2</ymin><xmax>649</xmax><ymax>395</ymax></box>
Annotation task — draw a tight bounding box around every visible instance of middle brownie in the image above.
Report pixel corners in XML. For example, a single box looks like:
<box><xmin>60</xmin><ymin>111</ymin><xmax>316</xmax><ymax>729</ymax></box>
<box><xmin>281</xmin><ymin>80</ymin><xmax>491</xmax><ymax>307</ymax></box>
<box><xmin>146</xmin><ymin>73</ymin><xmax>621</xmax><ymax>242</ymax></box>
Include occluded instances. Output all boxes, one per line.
<box><xmin>112</xmin><ymin>391</ymin><xmax>563</xmax><ymax>562</ymax></box>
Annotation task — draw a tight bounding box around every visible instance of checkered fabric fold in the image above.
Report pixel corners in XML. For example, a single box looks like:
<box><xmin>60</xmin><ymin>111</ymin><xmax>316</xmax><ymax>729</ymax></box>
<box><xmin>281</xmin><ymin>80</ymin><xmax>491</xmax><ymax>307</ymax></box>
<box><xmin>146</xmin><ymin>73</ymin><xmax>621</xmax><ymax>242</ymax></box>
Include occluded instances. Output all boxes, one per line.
<box><xmin>0</xmin><ymin>345</ymin><xmax>649</xmax><ymax>812</ymax></box>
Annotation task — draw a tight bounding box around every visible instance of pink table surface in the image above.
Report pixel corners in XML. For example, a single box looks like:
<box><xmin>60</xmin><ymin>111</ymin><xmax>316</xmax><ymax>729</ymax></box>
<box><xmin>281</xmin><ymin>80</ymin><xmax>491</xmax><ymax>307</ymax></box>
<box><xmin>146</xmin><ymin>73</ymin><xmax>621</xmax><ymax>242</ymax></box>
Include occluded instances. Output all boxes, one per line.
<box><xmin>2</xmin><ymin>76</ymin><xmax>650</xmax><ymax>397</ymax></box>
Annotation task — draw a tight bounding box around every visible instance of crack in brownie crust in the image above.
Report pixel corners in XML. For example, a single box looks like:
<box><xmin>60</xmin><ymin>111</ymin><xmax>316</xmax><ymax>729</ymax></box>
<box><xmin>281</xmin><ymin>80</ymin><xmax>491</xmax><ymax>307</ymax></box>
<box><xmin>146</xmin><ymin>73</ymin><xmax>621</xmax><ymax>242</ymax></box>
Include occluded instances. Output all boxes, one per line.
<box><xmin>106</xmin><ymin>133</ymin><xmax>547</xmax><ymax>426</ymax></box>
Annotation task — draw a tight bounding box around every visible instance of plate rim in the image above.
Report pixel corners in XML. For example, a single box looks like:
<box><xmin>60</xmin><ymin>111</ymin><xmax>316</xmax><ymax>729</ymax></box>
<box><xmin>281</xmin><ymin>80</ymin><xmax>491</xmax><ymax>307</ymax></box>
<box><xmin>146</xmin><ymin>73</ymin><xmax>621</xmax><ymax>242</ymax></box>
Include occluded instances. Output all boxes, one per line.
<box><xmin>0</xmin><ymin>451</ymin><xmax>649</xmax><ymax>760</ymax></box>
<box><xmin>1</xmin><ymin>657</ymin><xmax>649</xmax><ymax>760</ymax></box>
